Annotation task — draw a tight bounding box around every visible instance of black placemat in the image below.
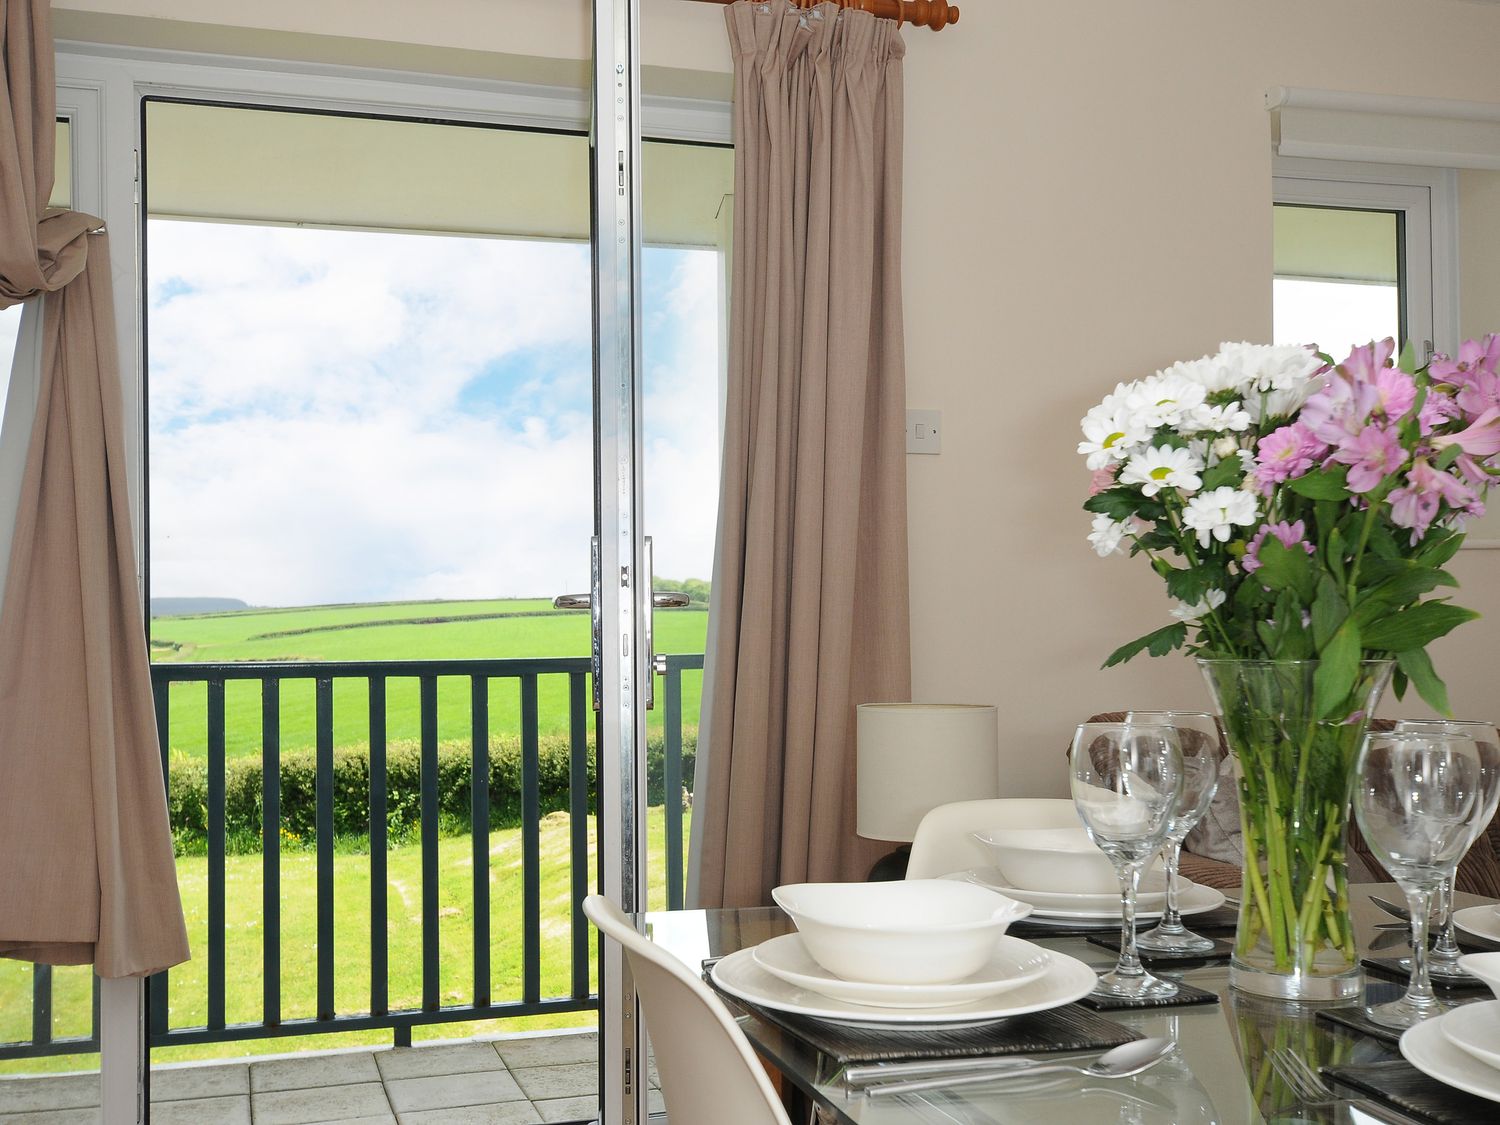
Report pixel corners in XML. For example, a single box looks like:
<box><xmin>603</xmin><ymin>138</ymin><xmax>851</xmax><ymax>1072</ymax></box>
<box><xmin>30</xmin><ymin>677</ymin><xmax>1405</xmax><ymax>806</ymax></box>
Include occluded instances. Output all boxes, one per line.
<box><xmin>1363</xmin><ymin>956</ymin><xmax>1492</xmax><ymax>992</ymax></box>
<box><xmin>710</xmin><ymin>986</ymin><xmax>1141</xmax><ymax>1065</ymax></box>
<box><xmin>1086</xmin><ymin>933</ymin><xmax>1234</xmax><ymax>963</ymax></box>
<box><xmin>1325</xmin><ymin>1059</ymin><xmax>1499</xmax><ymax>1125</ymax></box>
<box><xmin>1076</xmin><ymin>977</ymin><xmax>1220</xmax><ymax>1011</ymax></box>
<box><xmin>1316</xmin><ymin>1001</ymin><xmax>1404</xmax><ymax>1047</ymax></box>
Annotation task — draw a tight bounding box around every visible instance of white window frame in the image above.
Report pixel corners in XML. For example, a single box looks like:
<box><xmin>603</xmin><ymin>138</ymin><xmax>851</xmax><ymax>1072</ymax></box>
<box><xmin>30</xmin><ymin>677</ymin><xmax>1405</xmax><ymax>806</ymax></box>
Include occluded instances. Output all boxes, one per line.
<box><xmin>1274</xmin><ymin>155</ymin><xmax>1459</xmax><ymax>359</ymax></box>
<box><xmin>43</xmin><ymin>41</ymin><xmax>730</xmax><ymax>1125</ymax></box>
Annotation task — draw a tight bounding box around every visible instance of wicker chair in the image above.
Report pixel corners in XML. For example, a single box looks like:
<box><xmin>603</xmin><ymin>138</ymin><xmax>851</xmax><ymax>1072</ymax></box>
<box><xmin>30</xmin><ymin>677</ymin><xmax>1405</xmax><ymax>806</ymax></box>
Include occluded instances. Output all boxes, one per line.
<box><xmin>1072</xmin><ymin>713</ymin><xmax>1500</xmax><ymax>898</ymax></box>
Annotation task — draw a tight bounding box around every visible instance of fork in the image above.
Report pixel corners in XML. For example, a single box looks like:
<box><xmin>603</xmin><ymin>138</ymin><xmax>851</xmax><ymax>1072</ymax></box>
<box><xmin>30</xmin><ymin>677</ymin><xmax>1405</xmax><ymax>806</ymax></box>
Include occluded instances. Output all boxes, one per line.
<box><xmin>1268</xmin><ymin>1047</ymin><xmax>1341</xmax><ymax>1107</ymax></box>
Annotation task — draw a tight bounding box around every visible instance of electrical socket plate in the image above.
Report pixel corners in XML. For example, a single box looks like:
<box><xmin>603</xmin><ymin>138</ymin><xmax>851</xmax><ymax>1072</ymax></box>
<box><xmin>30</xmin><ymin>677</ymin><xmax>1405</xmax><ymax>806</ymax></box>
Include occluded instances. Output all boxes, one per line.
<box><xmin>906</xmin><ymin>409</ymin><xmax>941</xmax><ymax>455</ymax></box>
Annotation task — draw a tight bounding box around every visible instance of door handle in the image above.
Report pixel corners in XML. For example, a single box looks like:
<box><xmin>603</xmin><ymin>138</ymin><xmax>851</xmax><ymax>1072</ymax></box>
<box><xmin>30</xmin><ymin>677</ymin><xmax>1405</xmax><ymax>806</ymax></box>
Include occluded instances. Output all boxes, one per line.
<box><xmin>555</xmin><ymin>539</ymin><xmax>686</xmax><ymax>713</ymax></box>
<box><xmin>552</xmin><ymin>537</ymin><xmax>603</xmax><ymax>711</ymax></box>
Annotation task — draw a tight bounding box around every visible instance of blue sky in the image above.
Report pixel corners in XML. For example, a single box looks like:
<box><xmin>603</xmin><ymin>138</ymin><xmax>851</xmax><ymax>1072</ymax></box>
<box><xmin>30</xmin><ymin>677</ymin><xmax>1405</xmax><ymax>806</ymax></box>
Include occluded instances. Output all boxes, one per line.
<box><xmin>145</xmin><ymin>220</ymin><xmax>720</xmax><ymax>607</ymax></box>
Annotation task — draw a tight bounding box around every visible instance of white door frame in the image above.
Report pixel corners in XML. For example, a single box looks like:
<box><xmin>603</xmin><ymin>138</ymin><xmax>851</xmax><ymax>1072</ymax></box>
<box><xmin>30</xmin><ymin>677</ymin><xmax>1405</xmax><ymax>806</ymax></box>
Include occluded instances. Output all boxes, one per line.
<box><xmin>45</xmin><ymin>36</ymin><xmax>727</xmax><ymax>1125</ymax></box>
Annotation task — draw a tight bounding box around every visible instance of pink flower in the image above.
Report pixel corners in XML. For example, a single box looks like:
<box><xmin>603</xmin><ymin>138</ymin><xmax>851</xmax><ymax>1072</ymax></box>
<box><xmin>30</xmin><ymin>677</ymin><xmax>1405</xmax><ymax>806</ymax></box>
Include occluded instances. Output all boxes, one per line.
<box><xmin>1433</xmin><ymin>406</ymin><xmax>1500</xmax><ymax>458</ymax></box>
<box><xmin>1430</xmin><ymin>335</ymin><xmax>1500</xmax><ymax>386</ymax></box>
<box><xmin>1242</xmin><ymin>519</ymin><xmax>1315</xmax><ymax>574</ymax></box>
<box><xmin>1339</xmin><ymin>338</ymin><xmax>1398</xmax><ymax>383</ymax></box>
<box><xmin>1088</xmin><ymin>464</ymin><xmax>1120</xmax><ymax>495</ymax></box>
<box><xmin>1330</xmin><ymin>423</ymin><xmax>1405</xmax><ymax>494</ymax></box>
<box><xmin>1454</xmin><ymin>371</ymin><xmax>1500</xmax><ymax>421</ymax></box>
<box><xmin>1253</xmin><ymin>423</ymin><xmax>1326</xmax><ymax>492</ymax></box>
<box><xmin>1388</xmin><ymin>458</ymin><xmax>1482</xmax><ymax>542</ymax></box>
<box><xmin>1372</xmin><ymin>367</ymin><xmax>1417</xmax><ymax>419</ymax></box>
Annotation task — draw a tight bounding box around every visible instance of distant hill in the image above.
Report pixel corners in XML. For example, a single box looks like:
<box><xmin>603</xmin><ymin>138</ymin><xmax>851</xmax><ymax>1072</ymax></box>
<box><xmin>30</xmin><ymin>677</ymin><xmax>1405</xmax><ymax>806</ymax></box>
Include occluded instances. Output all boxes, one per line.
<box><xmin>151</xmin><ymin>597</ymin><xmax>250</xmax><ymax>617</ymax></box>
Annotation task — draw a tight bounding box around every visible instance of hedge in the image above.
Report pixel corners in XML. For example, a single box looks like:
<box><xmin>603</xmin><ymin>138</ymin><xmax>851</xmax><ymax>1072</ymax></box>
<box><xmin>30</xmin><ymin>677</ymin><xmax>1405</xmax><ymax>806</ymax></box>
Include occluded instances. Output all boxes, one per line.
<box><xmin>167</xmin><ymin>731</ymin><xmax>696</xmax><ymax>854</ymax></box>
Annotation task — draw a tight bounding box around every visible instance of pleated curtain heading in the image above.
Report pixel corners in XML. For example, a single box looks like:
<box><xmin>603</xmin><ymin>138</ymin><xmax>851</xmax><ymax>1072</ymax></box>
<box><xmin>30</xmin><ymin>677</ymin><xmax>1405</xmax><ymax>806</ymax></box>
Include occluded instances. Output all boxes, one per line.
<box><xmin>691</xmin><ymin>0</ymin><xmax>912</xmax><ymax>908</ymax></box>
<box><xmin>0</xmin><ymin>0</ymin><xmax>189</xmax><ymax>978</ymax></box>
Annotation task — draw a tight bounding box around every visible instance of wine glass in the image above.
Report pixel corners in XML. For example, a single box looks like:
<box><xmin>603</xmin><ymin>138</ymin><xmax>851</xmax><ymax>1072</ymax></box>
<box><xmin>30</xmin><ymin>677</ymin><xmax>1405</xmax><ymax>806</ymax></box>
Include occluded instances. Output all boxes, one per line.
<box><xmin>1070</xmin><ymin>721</ymin><xmax>1184</xmax><ymax>999</ymax></box>
<box><xmin>1127</xmin><ymin>711</ymin><xmax>1222</xmax><ymax>954</ymax></box>
<box><xmin>1391</xmin><ymin>719</ymin><xmax>1500</xmax><ymax>983</ymax></box>
<box><xmin>1355</xmin><ymin>729</ymin><xmax>1485</xmax><ymax>1028</ymax></box>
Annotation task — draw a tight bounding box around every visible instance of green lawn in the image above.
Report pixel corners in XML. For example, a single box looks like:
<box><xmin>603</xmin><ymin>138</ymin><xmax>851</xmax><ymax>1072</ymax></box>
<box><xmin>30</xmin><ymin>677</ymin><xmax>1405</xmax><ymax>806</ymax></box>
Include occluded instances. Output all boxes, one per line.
<box><xmin>0</xmin><ymin>808</ymin><xmax>686</xmax><ymax>1075</ymax></box>
<box><xmin>149</xmin><ymin>598</ymin><xmax>709</xmax><ymax>760</ymax></box>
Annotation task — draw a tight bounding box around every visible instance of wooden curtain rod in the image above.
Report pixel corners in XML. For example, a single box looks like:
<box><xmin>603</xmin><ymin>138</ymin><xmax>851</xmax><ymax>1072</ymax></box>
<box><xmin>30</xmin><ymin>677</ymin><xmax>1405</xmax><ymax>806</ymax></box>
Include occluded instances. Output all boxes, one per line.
<box><xmin>690</xmin><ymin>0</ymin><xmax>960</xmax><ymax>33</ymax></box>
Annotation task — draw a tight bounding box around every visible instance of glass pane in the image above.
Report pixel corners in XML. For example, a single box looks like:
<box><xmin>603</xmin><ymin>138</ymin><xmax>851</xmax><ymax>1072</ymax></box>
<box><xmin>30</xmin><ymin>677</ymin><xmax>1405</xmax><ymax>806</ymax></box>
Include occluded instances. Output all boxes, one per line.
<box><xmin>639</xmin><ymin>141</ymin><xmax>732</xmax><ymax>917</ymax></box>
<box><xmin>1273</xmin><ymin>204</ymin><xmax>1401</xmax><ymax>354</ymax></box>
<box><xmin>144</xmin><ymin>99</ymin><xmax>605</xmax><ymax>1120</ymax></box>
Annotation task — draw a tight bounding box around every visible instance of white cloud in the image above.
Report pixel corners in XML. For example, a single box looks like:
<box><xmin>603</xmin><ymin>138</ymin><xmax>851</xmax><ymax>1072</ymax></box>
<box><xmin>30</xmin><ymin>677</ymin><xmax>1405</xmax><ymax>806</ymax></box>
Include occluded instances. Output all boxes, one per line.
<box><xmin>146</xmin><ymin>221</ymin><xmax>722</xmax><ymax>606</ymax></box>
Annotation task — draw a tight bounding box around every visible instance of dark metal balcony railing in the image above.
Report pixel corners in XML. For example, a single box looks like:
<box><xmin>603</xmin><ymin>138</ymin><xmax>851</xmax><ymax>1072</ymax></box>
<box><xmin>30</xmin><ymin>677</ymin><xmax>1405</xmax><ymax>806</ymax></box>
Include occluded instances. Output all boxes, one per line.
<box><xmin>0</xmin><ymin>654</ymin><xmax>702</xmax><ymax>1063</ymax></box>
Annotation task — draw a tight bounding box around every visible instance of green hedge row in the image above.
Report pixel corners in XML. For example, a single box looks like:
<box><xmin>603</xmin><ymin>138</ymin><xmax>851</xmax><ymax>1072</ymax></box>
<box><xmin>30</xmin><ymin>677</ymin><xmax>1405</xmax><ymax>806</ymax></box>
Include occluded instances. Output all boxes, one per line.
<box><xmin>166</xmin><ymin>731</ymin><xmax>696</xmax><ymax>854</ymax></box>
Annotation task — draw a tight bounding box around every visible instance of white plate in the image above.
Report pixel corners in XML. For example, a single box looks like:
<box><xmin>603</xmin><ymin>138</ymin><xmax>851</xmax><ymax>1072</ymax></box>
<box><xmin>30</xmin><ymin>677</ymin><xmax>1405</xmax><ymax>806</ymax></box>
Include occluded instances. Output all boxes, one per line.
<box><xmin>711</xmin><ymin>943</ymin><xmax>1097</xmax><ymax>1028</ymax></box>
<box><xmin>751</xmin><ymin>932</ymin><xmax>1051</xmax><ymax>1009</ymax></box>
<box><xmin>1440</xmin><ymin>999</ymin><xmax>1500</xmax><ymax>1071</ymax></box>
<box><xmin>950</xmin><ymin>869</ymin><xmax>1225</xmax><ymax>920</ymax></box>
<box><xmin>1454</xmin><ymin>904</ymin><xmax>1500</xmax><ymax>944</ymax></box>
<box><xmin>953</xmin><ymin>866</ymin><xmax>1169</xmax><ymax>910</ymax></box>
<box><xmin>1401</xmin><ymin>1011</ymin><xmax>1500</xmax><ymax>1104</ymax></box>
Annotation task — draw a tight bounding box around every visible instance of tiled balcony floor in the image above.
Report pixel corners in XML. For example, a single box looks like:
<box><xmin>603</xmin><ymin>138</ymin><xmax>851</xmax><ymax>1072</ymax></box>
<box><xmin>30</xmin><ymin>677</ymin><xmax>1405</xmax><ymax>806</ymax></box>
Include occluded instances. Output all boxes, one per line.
<box><xmin>0</xmin><ymin>1030</ymin><xmax>662</xmax><ymax>1124</ymax></box>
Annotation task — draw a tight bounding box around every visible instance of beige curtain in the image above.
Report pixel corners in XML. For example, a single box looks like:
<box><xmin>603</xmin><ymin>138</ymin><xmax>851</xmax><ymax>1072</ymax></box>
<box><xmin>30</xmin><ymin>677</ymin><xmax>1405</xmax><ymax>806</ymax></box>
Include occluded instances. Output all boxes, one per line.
<box><xmin>0</xmin><ymin>0</ymin><xmax>189</xmax><ymax>978</ymax></box>
<box><xmin>692</xmin><ymin>0</ymin><xmax>912</xmax><ymax>908</ymax></box>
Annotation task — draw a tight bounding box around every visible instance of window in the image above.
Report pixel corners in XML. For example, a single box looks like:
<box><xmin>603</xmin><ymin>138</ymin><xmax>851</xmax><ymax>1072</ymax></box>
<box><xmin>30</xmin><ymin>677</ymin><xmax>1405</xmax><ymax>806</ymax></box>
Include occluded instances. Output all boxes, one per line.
<box><xmin>1273</xmin><ymin>157</ymin><xmax>1456</xmax><ymax>360</ymax></box>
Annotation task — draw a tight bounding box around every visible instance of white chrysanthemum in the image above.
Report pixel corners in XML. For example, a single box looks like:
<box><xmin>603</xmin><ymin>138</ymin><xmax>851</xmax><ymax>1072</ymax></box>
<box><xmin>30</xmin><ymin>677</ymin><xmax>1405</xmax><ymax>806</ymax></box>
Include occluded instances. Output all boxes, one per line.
<box><xmin>1119</xmin><ymin>445</ymin><xmax>1203</xmax><ymax>497</ymax></box>
<box><xmin>1192</xmin><ymin>402</ymin><xmax>1253</xmax><ymax>433</ymax></box>
<box><xmin>1182</xmin><ymin>486</ymin><xmax>1259</xmax><ymax>547</ymax></box>
<box><xmin>1124</xmin><ymin>372</ymin><xmax>1207</xmax><ymax>429</ymax></box>
<box><xmin>1210</xmin><ymin>435</ymin><xmax>1242</xmax><ymax>459</ymax></box>
<box><xmin>1215</xmin><ymin>342</ymin><xmax>1326</xmax><ymax>421</ymax></box>
<box><xmin>1088</xmin><ymin>514</ymin><xmax>1131</xmax><ymax>557</ymax></box>
<box><xmin>1078</xmin><ymin>406</ymin><xmax>1152</xmax><ymax>469</ymax></box>
<box><xmin>1163</xmin><ymin>355</ymin><xmax>1248</xmax><ymax>396</ymax></box>
<box><xmin>1170</xmin><ymin>588</ymin><xmax>1227</xmax><ymax>621</ymax></box>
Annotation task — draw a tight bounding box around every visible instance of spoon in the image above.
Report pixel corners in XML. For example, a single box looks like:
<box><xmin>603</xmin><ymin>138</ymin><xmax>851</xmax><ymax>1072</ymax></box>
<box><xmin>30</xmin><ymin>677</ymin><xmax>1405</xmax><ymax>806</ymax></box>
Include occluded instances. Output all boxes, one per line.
<box><xmin>864</xmin><ymin>1037</ymin><xmax>1175</xmax><ymax>1098</ymax></box>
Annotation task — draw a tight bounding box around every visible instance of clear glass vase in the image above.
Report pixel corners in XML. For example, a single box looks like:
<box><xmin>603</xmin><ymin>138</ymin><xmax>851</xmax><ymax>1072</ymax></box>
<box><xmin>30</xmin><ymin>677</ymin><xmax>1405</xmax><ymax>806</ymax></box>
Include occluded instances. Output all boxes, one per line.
<box><xmin>1198</xmin><ymin>658</ymin><xmax>1394</xmax><ymax>1001</ymax></box>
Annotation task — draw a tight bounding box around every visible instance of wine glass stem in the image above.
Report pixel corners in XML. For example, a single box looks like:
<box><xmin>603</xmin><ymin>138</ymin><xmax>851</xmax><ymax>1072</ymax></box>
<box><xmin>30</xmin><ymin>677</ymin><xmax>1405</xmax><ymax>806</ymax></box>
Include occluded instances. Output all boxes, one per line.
<box><xmin>1116</xmin><ymin>862</ymin><xmax>1145</xmax><ymax>978</ymax></box>
<box><xmin>1158</xmin><ymin>839</ymin><xmax>1185</xmax><ymax>934</ymax></box>
<box><xmin>1431</xmin><ymin>874</ymin><xmax>1460</xmax><ymax>963</ymax></box>
<box><xmin>1404</xmin><ymin>884</ymin><xmax>1437</xmax><ymax>1007</ymax></box>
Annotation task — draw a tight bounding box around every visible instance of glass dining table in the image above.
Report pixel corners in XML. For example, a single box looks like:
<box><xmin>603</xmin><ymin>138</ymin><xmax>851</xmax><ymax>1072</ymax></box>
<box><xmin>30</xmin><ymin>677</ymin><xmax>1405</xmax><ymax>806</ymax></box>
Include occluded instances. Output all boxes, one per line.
<box><xmin>643</xmin><ymin>887</ymin><xmax>1499</xmax><ymax>1124</ymax></box>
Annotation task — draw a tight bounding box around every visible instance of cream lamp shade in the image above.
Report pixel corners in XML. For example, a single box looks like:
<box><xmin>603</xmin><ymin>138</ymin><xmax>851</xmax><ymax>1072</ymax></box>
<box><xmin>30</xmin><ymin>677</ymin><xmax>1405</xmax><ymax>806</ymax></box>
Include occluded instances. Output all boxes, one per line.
<box><xmin>856</xmin><ymin>703</ymin><xmax>1000</xmax><ymax>843</ymax></box>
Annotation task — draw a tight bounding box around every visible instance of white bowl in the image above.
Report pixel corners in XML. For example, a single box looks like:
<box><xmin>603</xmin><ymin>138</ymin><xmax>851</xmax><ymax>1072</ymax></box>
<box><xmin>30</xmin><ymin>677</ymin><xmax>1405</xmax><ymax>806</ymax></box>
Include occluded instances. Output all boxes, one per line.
<box><xmin>973</xmin><ymin>824</ymin><xmax>1163</xmax><ymax>895</ymax></box>
<box><xmin>770</xmin><ymin>879</ymin><xmax>1032</xmax><ymax>986</ymax></box>
<box><xmin>1459</xmin><ymin>951</ymin><xmax>1500</xmax><ymax>998</ymax></box>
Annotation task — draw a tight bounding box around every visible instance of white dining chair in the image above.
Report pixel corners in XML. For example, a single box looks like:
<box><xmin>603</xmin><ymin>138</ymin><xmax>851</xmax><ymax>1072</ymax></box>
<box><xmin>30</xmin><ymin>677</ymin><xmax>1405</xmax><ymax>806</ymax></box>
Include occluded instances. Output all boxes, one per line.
<box><xmin>582</xmin><ymin>894</ymin><xmax>793</xmax><ymax>1125</ymax></box>
<box><xmin>905</xmin><ymin>797</ymin><xmax>1080</xmax><ymax>879</ymax></box>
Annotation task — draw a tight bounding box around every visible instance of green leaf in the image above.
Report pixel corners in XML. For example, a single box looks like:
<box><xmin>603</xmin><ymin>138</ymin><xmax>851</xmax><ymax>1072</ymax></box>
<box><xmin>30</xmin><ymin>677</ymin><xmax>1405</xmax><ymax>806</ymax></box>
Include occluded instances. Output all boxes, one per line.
<box><xmin>1313</xmin><ymin>620</ymin><xmax>1362</xmax><ymax>719</ymax></box>
<box><xmin>1362</xmin><ymin>600</ymin><xmax>1481</xmax><ymax>651</ymax></box>
<box><xmin>1351</xmin><ymin>562</ymin><xmax>1453</xmax><ymax>623</ymax></box>
<box><xmin>1396</xmin><ymin>648</ymin><xmax>1452</xmax><ymax>716</ymax></box>
<box><xmin>1435</xmin><ymin>442</ymin><xmax>1463</xmax><ymax>471</ymax></box>
<box><xmin>1200</xmin><ymin>457</ymin><xmax>1244</xmax><ymax>491</ymax></box>
<box><xmin>1398</xmin><ymin>337</ymin><xmax>1419</xmax><ymax>373</ymax></box>
<box><xmin>1083</xmin><ymin>489</ymin><xmax>1145</xmax><ymax>522</ymax></box>
<box><xmin>1164</xmin><ymin>567</ymin><xmax>1215</xmax><ymax>606</ymax></box>
<box><xmin>1287</xmin><ymin>467</ymin><xmax>1352</xmax><ymax>501</ymax></box>
<box><xmin>1414</xmin><ymin>529</ymin><xmax>1464</xmax><ymax>570</ymax></box>
<box><xmin>1102</xmin><ymin>623</ymin><xmax>1187</xmax><ymax>669</ymax></box>
<box><xmin>1253</xmin><ymin>536</ymin><xmax>1317</xmax><ymax>603</ymax></box>
<box><xmin>1310</xmin><ymin>574</ymin><xmax>1347</xmax><ymax>651</ymax></box>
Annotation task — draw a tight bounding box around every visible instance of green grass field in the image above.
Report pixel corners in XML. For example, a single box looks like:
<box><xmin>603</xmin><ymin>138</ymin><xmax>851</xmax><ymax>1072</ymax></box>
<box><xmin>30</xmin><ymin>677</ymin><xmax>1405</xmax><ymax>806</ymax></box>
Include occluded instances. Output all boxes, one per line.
<box><xmin>0</xmin><ymin>808</ymin><xmax>685</xmax><ymax>1075</ymax></box>
<box><xmin>149</xmin><ymin>598</ymin><xmax>709</xmax><ymax>760</ymax></box>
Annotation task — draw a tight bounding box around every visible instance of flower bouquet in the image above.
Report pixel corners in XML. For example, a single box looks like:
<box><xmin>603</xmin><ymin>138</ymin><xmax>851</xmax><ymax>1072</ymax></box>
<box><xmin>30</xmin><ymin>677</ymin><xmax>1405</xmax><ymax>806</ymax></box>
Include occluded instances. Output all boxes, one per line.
<box><xmin>1080</xmin><ymin>336</ymin><xmax>1498</xmax><ymax>998</ymax></box>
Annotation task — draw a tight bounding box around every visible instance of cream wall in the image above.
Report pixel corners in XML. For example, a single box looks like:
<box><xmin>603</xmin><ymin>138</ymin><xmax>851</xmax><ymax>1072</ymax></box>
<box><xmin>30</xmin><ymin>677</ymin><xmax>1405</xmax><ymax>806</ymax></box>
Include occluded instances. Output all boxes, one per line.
<box><xmin>53</xmin><ymin>0</ymin><xmax>1500</xmax><ymax>794</ymax></box>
